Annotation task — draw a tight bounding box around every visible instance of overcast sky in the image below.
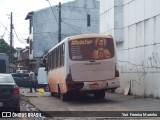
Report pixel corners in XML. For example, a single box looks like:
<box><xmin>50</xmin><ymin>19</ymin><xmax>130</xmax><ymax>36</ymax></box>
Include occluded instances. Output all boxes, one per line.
<box><xmin>0</xmin><ymin>0</ymin><xmax>74</xmax><ymax>48</ymax></box>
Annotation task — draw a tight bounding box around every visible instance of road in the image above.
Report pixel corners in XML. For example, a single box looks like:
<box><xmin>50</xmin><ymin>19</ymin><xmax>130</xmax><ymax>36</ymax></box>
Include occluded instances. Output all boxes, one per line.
<box><xmin>19</xmin><ymin>88</ymin><xmax>160</xmax><ymax>119</ymax></box>
<box><xmin>0</xmin><ymin>95</ymin><xmax>44</xmax><ymax>120</ymax></box>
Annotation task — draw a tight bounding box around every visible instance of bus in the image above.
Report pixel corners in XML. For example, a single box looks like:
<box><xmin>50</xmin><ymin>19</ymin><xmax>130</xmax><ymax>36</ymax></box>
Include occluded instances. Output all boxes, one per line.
<box><xmin>45</xmin><ymin>34</ymin><xmax>120</xmax><ymax>101</ymax></box>
<box><xmin>0</xmin><ymin>53</ymin><xmax>9</xmax><ymax>73</ymax></box>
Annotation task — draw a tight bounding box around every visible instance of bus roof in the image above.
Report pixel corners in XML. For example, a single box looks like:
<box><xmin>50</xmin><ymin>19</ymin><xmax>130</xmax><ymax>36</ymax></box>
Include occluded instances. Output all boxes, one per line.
<box><xmin>46</xmin><ymin>34</ymin><xmax>113</xmax><ymax>56</ymax></box>
<box><xmin>69</xmin><ymin>34</ymin><xmax>113</xmax><ymax>41</ymax></box>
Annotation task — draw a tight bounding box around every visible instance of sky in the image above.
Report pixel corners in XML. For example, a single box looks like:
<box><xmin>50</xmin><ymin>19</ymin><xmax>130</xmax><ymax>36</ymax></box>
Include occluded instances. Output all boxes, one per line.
<box><xmin>0</xmin><ymin>0</ymin><xmax>74</xmax><ymax>48</ymax></box>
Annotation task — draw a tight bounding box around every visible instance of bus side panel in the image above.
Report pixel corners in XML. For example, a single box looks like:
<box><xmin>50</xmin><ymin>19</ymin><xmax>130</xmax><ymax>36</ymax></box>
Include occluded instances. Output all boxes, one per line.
<box><xmin>48</xmin><ymin>67</ymin><xmax>67</xmax><ymax>94</ymax></box>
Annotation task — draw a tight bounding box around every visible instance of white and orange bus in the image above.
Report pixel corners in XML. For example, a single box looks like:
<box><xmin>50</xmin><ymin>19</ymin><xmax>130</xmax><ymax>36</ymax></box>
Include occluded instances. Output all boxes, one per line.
<box><xmin>45</xmin><ymin>34</ymin><xmax>120</xmax><ymax>101</ymax></box>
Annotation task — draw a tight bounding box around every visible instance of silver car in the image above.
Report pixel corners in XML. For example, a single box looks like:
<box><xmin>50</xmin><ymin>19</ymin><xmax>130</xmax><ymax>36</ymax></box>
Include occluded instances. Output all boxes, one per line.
<box><xmin>0</xmin><ymin>73</ymin><xmax>20</xmax><ymax>112</ymax></box>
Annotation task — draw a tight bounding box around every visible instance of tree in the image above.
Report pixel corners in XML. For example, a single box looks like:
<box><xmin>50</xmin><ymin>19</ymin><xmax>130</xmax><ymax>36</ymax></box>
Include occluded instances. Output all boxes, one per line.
<box><xmin>0</xmin><ymin>38</ymin><xmax>16</xmax><ymax>61</ymax></box>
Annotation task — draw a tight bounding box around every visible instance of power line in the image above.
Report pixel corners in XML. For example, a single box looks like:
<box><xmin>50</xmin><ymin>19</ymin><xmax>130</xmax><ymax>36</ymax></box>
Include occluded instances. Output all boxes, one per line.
<box><xmin>13</xmin><ymin>26</ymin><xmax>26</xmax><ymax>44</ymax></box>
<box><xmin>14</xmin><ymin>23</ymin><xmax>28</xmax><ymax>25</ymax></box>
<box><xmin>5</xmin><ymin>31</ymin><xmax>58</xmax><ymax>36</ymax></box>
<box><xmin>62</xmin><ymin>21</ymin><xmax>82</xmax><ymax>34</ymax></box>
<box><xmin>32</xmin><ymin>17</ymin><xmax>100</xmax><ymax>23</ymax></box>
<box><xmin>62</xmin><ymin>5</ymin><xmax>99</xmax><ymax>9</ymax></box>
<box><xmin>0</xmin><ymin>21</ymin><xmax>10</xmax><ymax>33</ymax></box>
<box><xmin>62</xmin><ymin>21</ymin><xmax>96</xmax><ymax>33</ymax></box>
<box><xmin>46</xmin><ymin>0</ymin><xmax>58</xmax><ymax>25</ymax></box>
<box><xmin>62</xmin><ymin>17</ymin><xmax>99</xmax><ymax>21</ymax></box>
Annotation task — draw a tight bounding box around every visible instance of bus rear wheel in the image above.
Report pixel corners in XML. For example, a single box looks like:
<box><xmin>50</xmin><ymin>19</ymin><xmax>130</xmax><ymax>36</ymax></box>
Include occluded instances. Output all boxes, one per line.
<box><xmin>94</xmin><ymin>90</ymin><xmax>105</xmax><ymax>99</ymax></box>
<box><xmin>60</xmin><ymin>93</ymin><xmax>70</xmax><ymax>101</ymax></box>
<box><xmin>50</xmin><ymin>92</ymin><xmax>56</xmax><ymax>96</ymax></box>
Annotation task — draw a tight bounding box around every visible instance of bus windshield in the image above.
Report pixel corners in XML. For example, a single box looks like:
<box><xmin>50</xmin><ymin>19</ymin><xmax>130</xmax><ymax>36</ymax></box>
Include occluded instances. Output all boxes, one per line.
<box><xmin>68</xmin><ymin>37</ymin><xmax>115</xmax><ymax>61</ymax></box>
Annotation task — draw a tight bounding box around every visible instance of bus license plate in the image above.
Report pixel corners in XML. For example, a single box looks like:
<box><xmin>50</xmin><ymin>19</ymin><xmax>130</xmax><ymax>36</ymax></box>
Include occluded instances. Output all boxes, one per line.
<box><xmin>89</xmin><ymin>83</ymin><xmax>99</xmax><ymax>89</ymax></box>
<box><xmin>0</xmin><ymin>102</ymin><xmax>3</xmax><ymax>107</ymax></box>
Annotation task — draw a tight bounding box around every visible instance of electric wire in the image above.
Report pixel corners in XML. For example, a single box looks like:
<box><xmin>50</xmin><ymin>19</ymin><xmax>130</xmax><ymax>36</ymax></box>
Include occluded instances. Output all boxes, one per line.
<box><xmin>13</xmin><ymin>26</ymin><xmax>26</xmax><ymax>44</ymax></box>
<box><xmin>0</xmin><ymin>21</ymin><xmax>10</xmax><ymax>33</ymax></box>
<box><xmin>46</xmin><ymin>0</ymin><xmax>58</xmax><ymax>26</ymax></box>
<box><xmin>62</xmin><ymin>21</ymin><xmax>82</xmax><ymax>34</ymax></box>
<box><xmin>62</xmin><ymin>21</ymin><xmax>97</xmax><ymax>33</ymax></box>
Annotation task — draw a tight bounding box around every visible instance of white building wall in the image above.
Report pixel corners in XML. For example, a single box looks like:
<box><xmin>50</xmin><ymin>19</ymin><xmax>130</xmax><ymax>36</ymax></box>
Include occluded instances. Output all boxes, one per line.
<box><xmin>31</xmin><ymin>0</ymin><xmax>99</xmax><ymax>58</ymax></box>
<box><xmin>100</xmin><ymin>0</ymin><xmax>160</xmax><ymax>98</ymax></box>
<box><xmin>100</xmin><ymin>0</ymin><xmax>123</xmax><ymax>42</ymax></box>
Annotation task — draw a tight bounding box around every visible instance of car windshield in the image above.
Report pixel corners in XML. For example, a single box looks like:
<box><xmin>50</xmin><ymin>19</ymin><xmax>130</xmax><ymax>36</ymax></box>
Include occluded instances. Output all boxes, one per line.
<box><xmin>0</xmin><ymin>75</ymin><xmax>14</xmax><ymax>83</ymax></box>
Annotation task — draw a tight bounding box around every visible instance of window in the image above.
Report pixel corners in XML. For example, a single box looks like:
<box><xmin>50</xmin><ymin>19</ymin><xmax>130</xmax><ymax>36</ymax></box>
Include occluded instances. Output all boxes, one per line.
<box><xmin>87</xmin><ymin>14</ymin><xmax>91</xmax><ymax>27</ymax></box>
<box><xmin>60</xmin><ymin>44</ymin><xmax>65</xmax><ymax>66</ymax></box>
<box><xmin>47</xmin><ymin>43</ymin><xmax>65</xmax><ymax>69</ymax></box>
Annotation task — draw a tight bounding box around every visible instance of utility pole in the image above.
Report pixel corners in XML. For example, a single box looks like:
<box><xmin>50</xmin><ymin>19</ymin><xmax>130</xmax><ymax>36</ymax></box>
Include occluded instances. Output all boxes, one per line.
<box><xmin>10</xmin><ymin>12</ymin><xmax>13</xmax><ymax>63</ymax></box>
<box><xmin>58</xmin><ymin>2</ymin><xmax>61</xmax><ymax>43</ymax></box>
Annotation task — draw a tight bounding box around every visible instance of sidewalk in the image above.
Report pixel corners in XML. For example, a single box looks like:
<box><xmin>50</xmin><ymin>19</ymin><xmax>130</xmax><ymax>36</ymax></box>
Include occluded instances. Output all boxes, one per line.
<box><xmin>20</xmin><ymin>87</ymin><xmax>50</xmax><ymax>97</ymax></box>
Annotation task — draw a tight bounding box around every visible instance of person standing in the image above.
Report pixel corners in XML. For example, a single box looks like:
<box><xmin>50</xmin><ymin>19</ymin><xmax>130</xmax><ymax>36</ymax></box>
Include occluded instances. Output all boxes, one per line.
<box><xmin>29</xmin><ymin>71</ymin><xmax>37</xmax><ymax>92</ymax></box>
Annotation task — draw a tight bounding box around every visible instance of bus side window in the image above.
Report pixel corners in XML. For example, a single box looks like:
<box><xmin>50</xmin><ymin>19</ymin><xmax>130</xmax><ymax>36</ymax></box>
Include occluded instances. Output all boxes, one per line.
<box><xmin>61</xmin><ymin>44</ymin><xmax>64</xmax><ymax>66</ymax></box>
<box><xmin>51</xmin><ymin>51</ymin><xmax>53</xmax><ymax>69</ymax></box>
<box><xmin>60</xmin><ymin>45</ymin><xmax>62</xmax><ymax>67</ymax></box>
<box><xmin>56</xmin><ymin>48</ymin><xmax>58</xmax><ymax>68</ymax></box>
<box><xmin>48</xmin><ymin>54</ymin><xmax>50</xmax><ymax>70</ymax></box>
<box><xmin>58</xmin><ymin>46</ymin><xmax>61</xmax><ymax>67</ymax></box>
<box><xmin>60</xmin><ymin>44</ymin><xmax>64</xmax><ymax>67</ymax></box>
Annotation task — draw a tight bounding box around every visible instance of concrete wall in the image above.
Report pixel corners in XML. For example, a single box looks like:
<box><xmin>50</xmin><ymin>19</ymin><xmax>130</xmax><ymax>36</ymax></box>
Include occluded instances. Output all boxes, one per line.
<box><xmin>30</xmin><ymin>0</ymin><xmax>99</xmax><ymax>58</ymax></box>
<box><xmin>100</xmin><ymin>0</ymin><xmax>123</xmax><ymax>42</ymax></box>
<box><xmin>100</xmin><ymin>0</ymin><xmax>160</xmax><ymax>98</ymax></box>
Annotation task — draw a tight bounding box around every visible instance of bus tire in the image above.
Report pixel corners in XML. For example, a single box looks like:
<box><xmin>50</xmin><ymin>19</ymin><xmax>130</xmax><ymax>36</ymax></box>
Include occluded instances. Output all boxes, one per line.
<box><xmin>60</xmin><ymin>93</ymin><xmax>70</xmax><ymax>101</ymax></box>
<box><xmin>44</xmin><ymin>85</ymin><xmax>49</xmax><ymax>92</ymax></box>
<box><xmin>94</xmin><ymin>90</ymin><xmax>105</xmax><ymax>99</ymax></box>
<box><xmin>111</xmin><ymin>89</ymin><xmax>115</xmax><ymax>93</ymax></box>
<box><xmin>50</xmin><ymin>92</ymin><xmax>55</xmax><ymax>96</ymax></box>
<box><xmin>58</xmin><ymin>85</ymin><xmax>61</xmax><ymax>97</ymax></box>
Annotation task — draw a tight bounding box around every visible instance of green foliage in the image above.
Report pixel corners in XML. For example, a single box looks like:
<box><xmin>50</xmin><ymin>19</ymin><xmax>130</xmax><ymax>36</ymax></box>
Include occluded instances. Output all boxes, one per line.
<box><xmin>0</xmin><ymin>38</ymin><xmax>16</xmax><ymax>61</ymax></box>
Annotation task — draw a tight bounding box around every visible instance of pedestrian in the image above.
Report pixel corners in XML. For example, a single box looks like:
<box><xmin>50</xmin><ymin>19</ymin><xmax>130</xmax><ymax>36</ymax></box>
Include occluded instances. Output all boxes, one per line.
<box><xmin>29</xmin><ymin>71</ymin><xmax>37</xmax><ymax>92</ymax></box>
<box><xmin>34</xmin><ymin>73</ymin><xmax>38</xmax><ymax>91</ymax></box>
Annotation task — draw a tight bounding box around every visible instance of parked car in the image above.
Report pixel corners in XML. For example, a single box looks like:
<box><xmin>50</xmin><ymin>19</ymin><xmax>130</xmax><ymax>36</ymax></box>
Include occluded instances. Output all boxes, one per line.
<box><xmin>11</xmin><ymin>73</ymin><xmax>29</xmax><ymax>87</ymax></box>
<box><xmin>0</xmin><ymin>73</ymin><xmax>20</xmax><ymax>112</ymax></box>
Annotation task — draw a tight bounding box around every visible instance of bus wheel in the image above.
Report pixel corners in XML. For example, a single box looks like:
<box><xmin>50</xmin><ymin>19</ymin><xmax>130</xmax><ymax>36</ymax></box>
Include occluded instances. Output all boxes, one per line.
<box><xmin>44</xmin><ymin>85</ymin><xmax>49</xmax><ymax>92</ymax></box>
<box><xmin>94</xmin><ymin>90</ymin><xmax>105</xmax><ymax>99</ymax></box>
<box><xmin>50</xmin><ymin>92</ymin><xmax>55</xmax><ymax>96</ymax></box>
<box><xmin>111</xmin><ymin>89</ymin><xmax>115</xmax><ymax>93</ymax></box>
<box><xmin>60</xmin><ymin>93</ymin><xmax>70</xmax><ymax>101</ymax></box>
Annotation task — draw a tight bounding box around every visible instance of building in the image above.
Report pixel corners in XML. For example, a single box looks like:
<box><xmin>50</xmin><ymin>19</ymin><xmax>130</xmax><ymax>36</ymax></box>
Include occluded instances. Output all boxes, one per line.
<box><xmin>14</xmin><ymin>47</ymin><xmax>30</xmax><ymax>71</ymax></box>
<box><xmin>100</xmin><ymin>0</ymin><xmax>160</xmax><ymax>98</ymax></box>
<box><xmin>25</xmin><ymin>0</ymin><xmax>99</xmax><ymax>73</ymax></box>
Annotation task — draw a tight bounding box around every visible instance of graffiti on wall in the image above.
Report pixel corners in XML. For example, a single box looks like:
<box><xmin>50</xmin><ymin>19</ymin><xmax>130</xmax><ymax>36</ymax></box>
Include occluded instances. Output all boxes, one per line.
<box><xmin>118</xmin><ymin>51</ymin><xmax>160</xmax><ymax>97</ymax></box>
<box><xmin>147</xmin><ymin>52</ymin><xmax>160</xmax><ymax>68</ymax></box>
<box><xmin>119</xmin><ymin>51</ymin><xmax>160</xmax><ymax>73</ymax></box>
